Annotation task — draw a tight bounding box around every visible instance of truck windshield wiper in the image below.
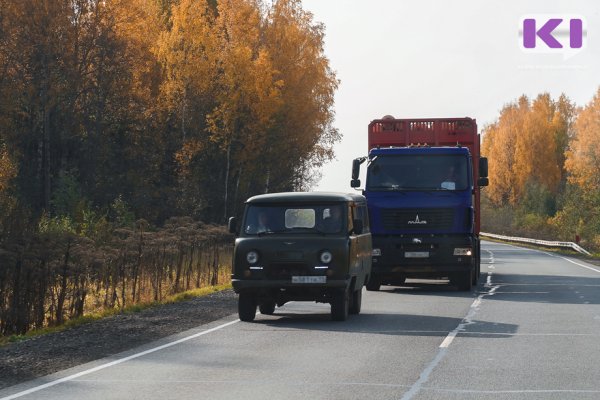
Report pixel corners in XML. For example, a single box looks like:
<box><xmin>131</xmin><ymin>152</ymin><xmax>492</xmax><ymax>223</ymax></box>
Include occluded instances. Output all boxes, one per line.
<box><xmin>367</xmin><ymin>186</ymin><xmax>407</xmax><ymax>192</ymax></box>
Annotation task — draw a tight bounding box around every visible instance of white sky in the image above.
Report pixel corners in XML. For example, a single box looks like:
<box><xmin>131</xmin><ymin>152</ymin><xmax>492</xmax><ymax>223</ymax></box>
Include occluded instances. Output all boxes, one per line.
<box><xmin>302</xmin><ymin>0</ymin><xmax>600</xmax><ymax>192</ymax></box>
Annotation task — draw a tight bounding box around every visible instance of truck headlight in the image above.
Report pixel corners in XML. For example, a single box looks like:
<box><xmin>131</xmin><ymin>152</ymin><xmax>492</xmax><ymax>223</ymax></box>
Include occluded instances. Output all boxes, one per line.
<box><xmin>372</xmin><ymin>248</ymin><xmax>382</xmax><ymax>256</ymax></box>
<box><xmin>454</xmin><ymin>248</ymin><xmax>472</xmax><ymax>256</ymax></box>
<box><xmin>320</xmin><ymin>250</ymin><xmax>332</xmax><ymax>264</ymax></box>
<box><xmin>246</xmin><ymin>251</ymin><xmax>259</xmax><ymax>264</ymax></box>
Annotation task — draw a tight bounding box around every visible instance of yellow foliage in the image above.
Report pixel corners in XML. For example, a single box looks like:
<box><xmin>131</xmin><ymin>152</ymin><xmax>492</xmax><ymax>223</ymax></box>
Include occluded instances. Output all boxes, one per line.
<box><xmin>0</xmin><ymin>144</ymin><xmax>16</xmax><ymax>192</ymax></box>
<box><xmin>565</xmin><ymin>88</ymin><xmax>600</xmax><ymax>192</ymax></box>
<box><xmin>482</xmin><ymin>93</ymin><xmax>574</xmax><ymax>207</ymax></box>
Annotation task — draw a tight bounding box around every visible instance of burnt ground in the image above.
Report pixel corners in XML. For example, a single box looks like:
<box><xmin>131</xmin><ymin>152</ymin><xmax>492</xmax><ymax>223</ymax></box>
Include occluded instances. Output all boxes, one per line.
<box><xmin>0</xmin><ymin>289</ymin><xmax>238</xmax><ymax>390</ymax></box>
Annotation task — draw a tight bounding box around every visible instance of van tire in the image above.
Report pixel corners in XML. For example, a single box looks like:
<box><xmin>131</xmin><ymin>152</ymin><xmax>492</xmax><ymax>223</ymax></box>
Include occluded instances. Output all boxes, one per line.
<box><xmin>349</xmin><ymin>288</ymin><xmax>362</xmax><ymax>315</ymax></box>
<box><xmin>331</xmin><ymin>289</ymin><xmax>349</xmax><ymax>321</ymax></box>
<box><xmin>238</xmin><ymin>293</ymin><xmax>257</xmax><ymax>322</ymax></box>
<box><xmin>259</xmin><ymin>301</ymin><xmax>276</xmax><ymax>315</ymax></box>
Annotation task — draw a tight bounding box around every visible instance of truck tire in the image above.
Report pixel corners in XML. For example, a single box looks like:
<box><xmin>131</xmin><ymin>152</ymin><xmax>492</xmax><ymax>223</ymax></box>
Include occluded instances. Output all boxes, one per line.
<box><xmin>331</xmin><ymin>288</ymin><xmax>349</xmax><ymax>321</ymax></box>
<box><xmin>238</xmin><ymin>293</ymin><xmax>257</xmax><ymax>322</ymax></box>
<box><xmin>366</xmin><ymin>277</ymin><xmax>381</xmax><ymax>291</ymax></box>
<box><xmin>455</xmin><ymin>270</ymin><xmax>473</xmax><ymax>291</ymax></box>
<box><xmin>349</xmin><ymin>288</ymin><xmax>362</xmax><ymax>315</ymax></box>
<box><xmin>473</xmin><ymin>240</ymin><xmax>481</xmax><ymax>285</ymax></box>
<box><xmin>259</xmin><ymin>301</ymin><xmax>276</xmax><ymax>315</ymax></box>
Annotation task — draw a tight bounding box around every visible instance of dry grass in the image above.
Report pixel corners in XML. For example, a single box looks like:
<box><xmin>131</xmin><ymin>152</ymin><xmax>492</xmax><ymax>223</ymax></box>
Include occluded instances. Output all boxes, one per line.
<box><xmin>0</xmin><ymin>283</ymin><xmax>232</xmax><ymax>347</ymax></box>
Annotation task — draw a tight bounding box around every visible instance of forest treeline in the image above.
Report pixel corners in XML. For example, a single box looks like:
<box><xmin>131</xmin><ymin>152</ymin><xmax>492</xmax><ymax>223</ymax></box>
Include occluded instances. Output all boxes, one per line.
<box><xmin>481</xmin><ymin>89</ymin><xmax>600</xmax><ymax>254</ymax></box>
<box><xmin>0</xmin><ymin>0</ymin><xmax>339</xmax><ymax>335</ymax></box>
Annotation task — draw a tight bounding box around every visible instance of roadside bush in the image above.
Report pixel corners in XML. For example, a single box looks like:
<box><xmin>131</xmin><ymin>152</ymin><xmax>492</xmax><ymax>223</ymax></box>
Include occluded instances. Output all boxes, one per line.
<box><xmin>0</xmin><ymin>213</ymin><xmax>232</xmax><ymax>336</ymax></box>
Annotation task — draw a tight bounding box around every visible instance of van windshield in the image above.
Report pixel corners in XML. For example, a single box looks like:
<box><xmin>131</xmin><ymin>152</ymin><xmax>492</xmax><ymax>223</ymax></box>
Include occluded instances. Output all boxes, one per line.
<box><xmin>244</xmin><ymin>204</ymin><xmax>344</xmax><ymax>235</ymax></box>
<box><xmin>367</xmin><ymin>154</ymin><xmax>470</xmax><ymax>191</ymax></box>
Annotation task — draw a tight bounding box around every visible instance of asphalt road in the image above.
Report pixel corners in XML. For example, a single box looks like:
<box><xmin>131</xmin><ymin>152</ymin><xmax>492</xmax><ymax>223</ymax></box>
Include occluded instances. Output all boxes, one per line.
<box><xmin>1</xmin><ymin>241</ymin><xmax>600</xmax><ymax>400</ymax></box>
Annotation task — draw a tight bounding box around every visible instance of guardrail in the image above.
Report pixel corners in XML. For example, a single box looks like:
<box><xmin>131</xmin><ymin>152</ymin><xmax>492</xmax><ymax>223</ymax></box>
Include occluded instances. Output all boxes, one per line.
<box><xmin>480</xmin><ymin>232</ymin><xmax>592</xmax><ymax>256</ymax></box>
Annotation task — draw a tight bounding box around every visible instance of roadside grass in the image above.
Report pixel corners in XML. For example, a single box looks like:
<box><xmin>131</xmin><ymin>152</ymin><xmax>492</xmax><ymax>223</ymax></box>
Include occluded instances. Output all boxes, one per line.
<box><xmin>0</xmin><ymin>283</ymin><xmax>232</xmax><ymax>347</ymax></box>
<box><xmin>482</xmin><ymin>236</ymin><xmax>600</xmax><ymax>266</ymax></box>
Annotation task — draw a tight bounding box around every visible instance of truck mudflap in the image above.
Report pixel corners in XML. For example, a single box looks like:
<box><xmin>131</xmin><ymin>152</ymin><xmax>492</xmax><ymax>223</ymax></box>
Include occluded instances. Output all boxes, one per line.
<box><xmin>370</xmin><ymin>234</ymin><xmax>477</xmax><ymax>280</ymax></box>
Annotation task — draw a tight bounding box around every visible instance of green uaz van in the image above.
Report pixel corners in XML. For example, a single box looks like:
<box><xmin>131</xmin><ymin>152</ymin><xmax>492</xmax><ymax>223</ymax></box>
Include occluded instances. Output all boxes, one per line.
<box><xmin>229</xmin><ymin>192</ymin><xmax>372</xmax><ymax>322</ymax></box>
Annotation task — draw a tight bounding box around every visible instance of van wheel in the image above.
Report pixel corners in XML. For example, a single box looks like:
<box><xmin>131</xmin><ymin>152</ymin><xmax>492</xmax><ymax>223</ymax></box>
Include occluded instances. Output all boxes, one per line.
<box><xmin>259</xmin><ymin>301</ymin><xmax>276</xmax><ymax>315</ymax></box>
<box><xmin>349</xmin><ymin>288</ymin><xmax>362</xmax><ymax>315</ymax></box>
<box><xmin>238</xmin><ymin>293</ymin><xmax>257</xmax><ymax>322</ymax></box>
<box><xmin>331</xmin><ymin>289</ymin><xmax>349</xmax><ymax>321</ymax></box>
<box><xmin>366</xmin><ymin>278</ymin><xmax>381</xmax><ymax>291</ymax></box>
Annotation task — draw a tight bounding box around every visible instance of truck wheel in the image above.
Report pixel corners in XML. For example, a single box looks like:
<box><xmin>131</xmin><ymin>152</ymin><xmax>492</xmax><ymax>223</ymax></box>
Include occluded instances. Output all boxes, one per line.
<box><xmin>238</xmin><ymin>293</ymin><xmax>257</xmax><ymax>322</ymax></box>
<box><xmin>349</xmin><ymin>288</ymin><xmax>362</xmax><ymax>315</ymax></box>
<box><xmin>471</xmin><ymin>261</ymin><xmax>479</xmax><ymax>286</ymax></box>
<box><xmin>331</xmin><ymin>289</ymin><xmax>349</xmax><ymax>321</ymax></box>
<box><xmin>455</xmin><ymin>270</ymin><xmax>473</xmax><ymax>291</ymax></box>
<box><xmin>259</xmin><ymin>301</ymin><xmax>276</xmax><ymax>315</ymax></box>
<box><xmin>471</xmin><ymin>248</ymin><xmax>480</xmax><ymax>286</ymax></box>
<box><xmin>366</xmin><ymin>277</ymin><xmax>381</xmax><ymax>292</ymax></box>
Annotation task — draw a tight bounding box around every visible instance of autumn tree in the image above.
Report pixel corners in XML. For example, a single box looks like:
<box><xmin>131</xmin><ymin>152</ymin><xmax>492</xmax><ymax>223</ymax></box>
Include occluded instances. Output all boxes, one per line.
<box><xmin>263</xmin><ymin>0</ymin><xmax>340</xmax><ymax>193</ymax></box>
<box><xmin>565</xmin><ymin>88</ymin><xmax>600</xmax><ymax>193</ymax></box>
<box><xmin>482</xmin><ymin>93</ymin><xmax>575</xmax><ymax>208</ymax></box>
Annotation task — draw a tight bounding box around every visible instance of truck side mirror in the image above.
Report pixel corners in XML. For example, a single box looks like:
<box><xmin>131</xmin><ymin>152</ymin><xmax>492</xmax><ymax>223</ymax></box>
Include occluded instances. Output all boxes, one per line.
<box><xmin>479</xmin><ymin>157</ymin><xmax>488</xmax><ymax>178</ymax></box>
<box><xmin>352</xmin><ymin>219</ymin><xmax>363</xmax><ymax>235</ymax></box>
<box><xmin>228</xmin><ymin>217</ymin><xmax>237</xmax><ymax>234</ymax></box>
<box><xmin>352</xmin><ymin>159</ymin><xmax>362</xmax><ymax>180</ymax></box>
<box><xmin>351</xmin><ymin>179</ymin><xmax>361</xmax><ymax>188</ymax></box>
<box><xmin>478</xmin><ymin>177</ymin><xmax>489</xmax><ymax>187</ymax></box>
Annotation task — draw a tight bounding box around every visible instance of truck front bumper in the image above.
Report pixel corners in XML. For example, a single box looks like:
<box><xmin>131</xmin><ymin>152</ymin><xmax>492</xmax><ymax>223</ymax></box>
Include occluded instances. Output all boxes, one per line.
<box><xmin>371</xmin><ymin>234</ymin><xmax>475</xmax><ymax>280</ymax></box>
<box><xmin>231</xmin><ymin>278</ymin><xmax>350</xmax><ymax>292</ymax></box>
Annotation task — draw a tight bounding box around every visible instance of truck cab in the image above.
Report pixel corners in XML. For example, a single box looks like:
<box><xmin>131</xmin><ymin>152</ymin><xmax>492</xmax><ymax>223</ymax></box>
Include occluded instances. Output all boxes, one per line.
<box><xmin>229</xmin><ymin>192</ymin><xmax>372</xmax><ymax>321</ymax></box>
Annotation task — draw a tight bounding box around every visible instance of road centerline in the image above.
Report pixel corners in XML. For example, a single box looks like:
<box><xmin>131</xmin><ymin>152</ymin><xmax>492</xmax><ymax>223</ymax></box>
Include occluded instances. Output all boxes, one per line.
<box><xmin>400</xmin><ymin>250</ymin><xmax>499</xmax><ymax>400</ymax></box>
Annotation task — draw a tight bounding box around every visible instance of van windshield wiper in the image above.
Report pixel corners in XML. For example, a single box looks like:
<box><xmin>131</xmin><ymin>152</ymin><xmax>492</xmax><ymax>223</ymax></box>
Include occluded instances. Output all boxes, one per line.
<box><xmin>257</xmin><ymin>229</ymin><xmax>289</xmax><ymax>236</ymax></box>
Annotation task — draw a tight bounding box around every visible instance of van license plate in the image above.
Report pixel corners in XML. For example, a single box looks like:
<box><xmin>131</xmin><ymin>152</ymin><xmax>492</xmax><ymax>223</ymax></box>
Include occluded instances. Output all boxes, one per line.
<box><xmin>292</xmin><ymin>276</ymin><xmax>326</xmax><ymax>284</ymax></box>
<box><xmin>405</xmin><ymin>251</ymin><xmax>429</xmax><ymax>258</ymax></box>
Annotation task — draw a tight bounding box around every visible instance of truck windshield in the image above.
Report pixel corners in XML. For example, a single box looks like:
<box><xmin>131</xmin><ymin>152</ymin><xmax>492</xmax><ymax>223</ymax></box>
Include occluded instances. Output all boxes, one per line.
<box><xmin>367</xmin><ymin>155</ymin><xmax>469</xmax><ymax>191</ymax></box>
<box><xmin>244</xmin><ymin>204</ymin><xmax>345</xmax><ymax>235</ymax></box>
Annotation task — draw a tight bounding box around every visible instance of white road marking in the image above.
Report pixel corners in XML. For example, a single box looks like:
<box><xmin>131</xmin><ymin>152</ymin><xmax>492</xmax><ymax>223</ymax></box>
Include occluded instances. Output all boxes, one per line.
<box><xmin>423</xmin><ymin>388</ymin><xmax>600</xmax><ymax>394</ymax></box>
<box><xmin>558</xmin><ymin>256</ymin><xmax>600</xmax><ymax>274</ymax></box>
<box><xmin>401</xmin><ymin>249</ymin><xmax>500</xmax><ymax>400</ymax></box>
<box><xmin>0</xmin><ymin>319</ymin><xmax>240</xmax><ymax>400</ymax></box>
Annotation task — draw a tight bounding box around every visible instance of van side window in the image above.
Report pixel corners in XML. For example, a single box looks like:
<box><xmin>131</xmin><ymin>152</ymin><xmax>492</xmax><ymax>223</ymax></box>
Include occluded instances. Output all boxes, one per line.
<box><xmin>347</xmin><ymin>204</ymin><xmax>354</xmax><ymax>232</ymax></box>
<box><xmin>354</xmin><ymin>203</ymin><xmax>370</xmax><ymax>233</ymax></box>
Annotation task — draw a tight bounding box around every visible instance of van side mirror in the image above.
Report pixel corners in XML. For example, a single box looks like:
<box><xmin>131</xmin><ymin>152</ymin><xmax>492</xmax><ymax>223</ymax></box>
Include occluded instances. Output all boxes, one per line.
<box><xmin>478</xmin><ymin>177</ymin><xmax>489</xmax><ymax>187</ymax></box>
<box><xmin>352</xmin><ymin>219</ymin><xmax>363</xmax><ymax>235</ymax></box>
<box><xmin>228</xmin><ymin>217</ymin><xmax>237</xmax><ymax>234</ymax></box>
<box><xmin>479</xmin><ymin>157</ymin><xmax>488</xmax><ymax>178</ymax></box>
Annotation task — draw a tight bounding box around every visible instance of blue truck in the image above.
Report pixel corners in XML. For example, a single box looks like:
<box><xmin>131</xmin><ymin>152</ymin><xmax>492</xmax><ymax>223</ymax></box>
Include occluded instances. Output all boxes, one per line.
<box><xmin>351</xmin><ymin>116</ymin><xmax>488</xmax><ymax>291</ymax></box>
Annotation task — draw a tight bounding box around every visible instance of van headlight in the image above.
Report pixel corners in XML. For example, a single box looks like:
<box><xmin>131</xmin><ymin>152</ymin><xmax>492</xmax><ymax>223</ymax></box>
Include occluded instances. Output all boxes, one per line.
<box><xmin>320</xmin><ymin>250</ymin><xmax>332</xmax><ymax>264</ymax></box>
<box><xmin>453</xmin><ymin>248</ymin><xmax>472</xmax><ymax>256</ymax></box>
<box><xmin>246</xmin><ymin>251</ymin><xmax>259</xmax><ymax>264</ymax></box>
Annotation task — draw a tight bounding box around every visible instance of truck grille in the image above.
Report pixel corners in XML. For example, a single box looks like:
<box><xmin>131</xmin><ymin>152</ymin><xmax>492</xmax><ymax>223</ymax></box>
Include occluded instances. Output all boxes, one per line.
<box><xmin>381</xmin><ymin>208</ymin><xmax>454</xmax><ymax>230</ymax></box>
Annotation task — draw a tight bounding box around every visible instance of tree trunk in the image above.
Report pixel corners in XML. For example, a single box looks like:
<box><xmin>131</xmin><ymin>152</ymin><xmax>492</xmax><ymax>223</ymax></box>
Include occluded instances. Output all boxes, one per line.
<box><xmin>223</xmin><ymin>141</ymin><xmax>232</xmax><ymax>222</ymax></box>
<box><xmin>56</xmin><ymin>239</ymin><xmax>71</xmax><ymax>325</ymax></box>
